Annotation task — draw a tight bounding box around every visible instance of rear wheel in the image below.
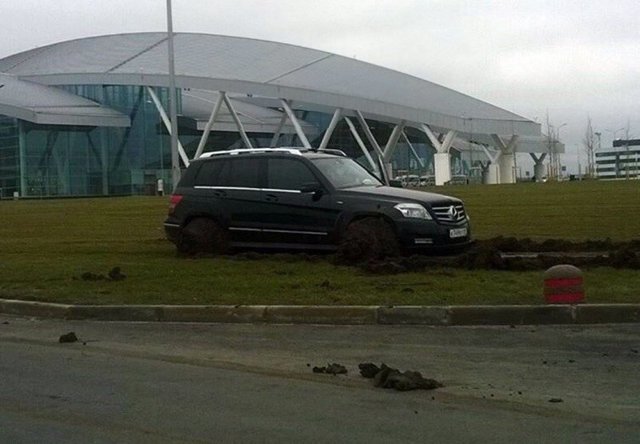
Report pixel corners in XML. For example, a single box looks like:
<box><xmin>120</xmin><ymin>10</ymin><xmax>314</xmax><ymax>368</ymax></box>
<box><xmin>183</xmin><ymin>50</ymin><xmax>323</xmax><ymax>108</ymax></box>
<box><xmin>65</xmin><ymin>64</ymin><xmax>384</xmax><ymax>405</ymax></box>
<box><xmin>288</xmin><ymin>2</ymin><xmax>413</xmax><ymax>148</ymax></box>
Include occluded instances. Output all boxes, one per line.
<box><xmin>336</xmin><ymin>217</ymin><xmax>400</xmax><ymax>263</ymax></box>
<box><xmin>177</xmin><ymin>218</ymin><xmax>229</xmax><ymax>255</ymax></box>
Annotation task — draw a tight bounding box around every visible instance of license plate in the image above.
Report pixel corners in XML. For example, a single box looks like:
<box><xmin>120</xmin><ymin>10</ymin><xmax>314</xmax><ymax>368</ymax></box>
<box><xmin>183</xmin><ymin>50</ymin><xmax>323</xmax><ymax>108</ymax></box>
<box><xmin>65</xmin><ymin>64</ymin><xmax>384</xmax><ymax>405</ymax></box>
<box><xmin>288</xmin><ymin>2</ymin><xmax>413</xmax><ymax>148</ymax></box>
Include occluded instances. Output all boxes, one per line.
<box><xmin>449</xmin><ymin>227</ymin><xmax>468</xmax><ymax>238</ymax></box>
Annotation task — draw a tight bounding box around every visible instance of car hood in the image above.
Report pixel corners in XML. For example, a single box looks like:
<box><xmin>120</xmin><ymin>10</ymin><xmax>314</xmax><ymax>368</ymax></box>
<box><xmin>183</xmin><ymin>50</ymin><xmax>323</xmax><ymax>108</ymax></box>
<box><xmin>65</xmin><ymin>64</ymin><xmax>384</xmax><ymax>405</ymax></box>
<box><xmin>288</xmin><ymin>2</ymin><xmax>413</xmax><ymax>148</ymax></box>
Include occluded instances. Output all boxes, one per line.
<box><xmin>340</xmin><ymin>186</ymin><xmax>462</xmax><ymax>206</ymax></box>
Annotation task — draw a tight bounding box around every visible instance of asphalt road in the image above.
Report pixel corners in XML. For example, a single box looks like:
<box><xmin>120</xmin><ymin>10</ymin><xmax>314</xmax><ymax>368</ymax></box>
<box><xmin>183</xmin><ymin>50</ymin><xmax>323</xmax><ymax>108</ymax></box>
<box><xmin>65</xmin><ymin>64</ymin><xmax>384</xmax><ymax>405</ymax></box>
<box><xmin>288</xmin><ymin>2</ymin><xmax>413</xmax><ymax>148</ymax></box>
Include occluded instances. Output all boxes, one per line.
<box><xmin>1</xmin><ymin>315</ymin><xmax>639</xmax><ymax>443</ymax></box>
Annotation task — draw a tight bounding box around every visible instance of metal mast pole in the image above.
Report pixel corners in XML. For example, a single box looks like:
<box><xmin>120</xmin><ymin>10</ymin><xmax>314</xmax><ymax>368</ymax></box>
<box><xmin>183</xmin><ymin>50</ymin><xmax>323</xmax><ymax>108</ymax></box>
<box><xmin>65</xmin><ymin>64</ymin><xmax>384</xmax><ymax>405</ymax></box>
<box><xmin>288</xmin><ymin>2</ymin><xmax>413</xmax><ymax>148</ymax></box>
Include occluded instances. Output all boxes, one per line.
<box><xmin>166</xmin><ymin>0</ymin><xmax>180</xmax><ymax>189</ymax></box>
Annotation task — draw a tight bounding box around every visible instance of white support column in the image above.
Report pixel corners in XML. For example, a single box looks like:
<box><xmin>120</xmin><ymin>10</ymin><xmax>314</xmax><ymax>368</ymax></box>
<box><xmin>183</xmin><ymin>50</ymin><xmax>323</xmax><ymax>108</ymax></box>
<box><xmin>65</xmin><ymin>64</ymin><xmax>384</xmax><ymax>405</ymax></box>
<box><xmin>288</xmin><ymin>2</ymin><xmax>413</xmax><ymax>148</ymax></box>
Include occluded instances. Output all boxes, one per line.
<box><xmin>433</xmin><ymin>153</ymin><xmax>451</xmax><ymax>186</ymax></box>
<box><xmin>280</xmin><ymin>99</ymin><xmax>311</xmax><ymax>149</ymax></box>
<box><xmin>319</xmin><ymin>108</ymin><xmax>342</xmax><ymax>150</ymax></box>
<box><xmin>491</xmin><ymin>134</ymin><xmax>519</xmax><ymax>184</ymax></box>
<box><xmin>146</xmin><ymin>86</ymin><xmax>190</xmax><ymax>167</ymax></box>
<box><xmin>194</xmin><ymin>92</ymin><xmax>225</xmax><ymax>159</ymax></box>
<box><xmin>421</xmin><ymin>124</ymin><xmax>456</xmax><ymax>186</ymax></box>
<box><xmin>222</xmin><ymin>92</ymin><xmax>253</xmax><ymax>149</ymax></box>
<box><xmin>481</xmin><ymin>146</ymin><xmax>501</xmax><ymax>184</ymax></box>
<box><xmin>269</xmin><ymin>113</ymin><xmax>288</xmax><ymax>147</ymax></box>
<box><xmin>530</xmin><ymin>153</ymin><xmax>547</xmax><ymax>182</ymax></box>
<box><xmin>344</xmin><ymin>117</ymin><xmax>377</xmax><ymax>172</ymax></box>
<box><xmin>477</xmin><ymin>161</ymin><xmax>492</xmax><ymax>185</ymax></box>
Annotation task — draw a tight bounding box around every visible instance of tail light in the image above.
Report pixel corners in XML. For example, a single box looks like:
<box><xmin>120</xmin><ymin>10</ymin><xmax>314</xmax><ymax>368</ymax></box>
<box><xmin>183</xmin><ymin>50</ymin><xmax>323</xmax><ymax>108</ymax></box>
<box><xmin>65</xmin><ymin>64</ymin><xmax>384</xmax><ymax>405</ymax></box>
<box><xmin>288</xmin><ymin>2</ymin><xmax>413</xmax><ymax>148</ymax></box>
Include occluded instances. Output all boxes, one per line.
<box><xmin>168</xmin><ymin>194</ymin><xmax>183</xmax><ymax>215</ymax></box>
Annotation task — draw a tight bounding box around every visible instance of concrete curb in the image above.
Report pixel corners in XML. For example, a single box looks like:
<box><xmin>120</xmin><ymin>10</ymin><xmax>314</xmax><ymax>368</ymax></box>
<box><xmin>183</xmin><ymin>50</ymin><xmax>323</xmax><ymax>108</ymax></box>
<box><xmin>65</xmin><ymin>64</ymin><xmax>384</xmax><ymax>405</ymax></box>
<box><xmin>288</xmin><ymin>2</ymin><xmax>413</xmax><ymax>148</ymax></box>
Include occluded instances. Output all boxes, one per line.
<box><xmin>2</xmin><ymin>298</ymin><xmax>640</xmax><ymax>326</ymax></box>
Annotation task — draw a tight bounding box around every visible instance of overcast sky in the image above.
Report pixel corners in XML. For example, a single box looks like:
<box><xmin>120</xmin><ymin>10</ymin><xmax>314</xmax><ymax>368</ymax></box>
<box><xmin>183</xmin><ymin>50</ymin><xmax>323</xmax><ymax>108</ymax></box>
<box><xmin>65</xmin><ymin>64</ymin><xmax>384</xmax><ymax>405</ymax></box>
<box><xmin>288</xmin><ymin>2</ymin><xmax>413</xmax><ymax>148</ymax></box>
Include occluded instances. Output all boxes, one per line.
<box><xmin>2</xmin><ymin>0</ymin><xmax>639</xmax><ymax>171</ymax></box>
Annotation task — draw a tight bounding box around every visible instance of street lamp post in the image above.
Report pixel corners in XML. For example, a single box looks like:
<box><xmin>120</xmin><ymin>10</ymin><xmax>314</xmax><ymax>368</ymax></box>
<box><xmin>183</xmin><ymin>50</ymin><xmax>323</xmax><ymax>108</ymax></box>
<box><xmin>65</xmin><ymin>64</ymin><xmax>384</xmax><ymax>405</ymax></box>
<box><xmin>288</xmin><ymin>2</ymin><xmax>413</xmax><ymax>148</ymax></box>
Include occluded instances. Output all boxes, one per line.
<box><xmin>166</xmin><ymin>0</ymin><xmax>180</xmax><ymax>190</ymax></box>
<box><xmin>556</xmin><ymin>123</ymin><xmax>567</xmax><ymax>179</ymax></box>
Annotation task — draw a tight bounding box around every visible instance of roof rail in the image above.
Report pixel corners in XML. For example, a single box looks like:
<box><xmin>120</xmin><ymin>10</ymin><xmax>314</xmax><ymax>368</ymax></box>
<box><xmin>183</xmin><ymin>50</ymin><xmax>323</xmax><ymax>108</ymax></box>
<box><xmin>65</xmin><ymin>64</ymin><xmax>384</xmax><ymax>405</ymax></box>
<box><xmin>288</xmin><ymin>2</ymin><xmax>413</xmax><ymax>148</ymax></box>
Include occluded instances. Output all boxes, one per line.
<box><xmin>317</xmin><ymin>148</ymin><xmax>347</xmax><ymax>157</ymax></box>
<box><xmin>200</xmin><ymin>148</ymin><xmax>303</xmax><ymax>158</ymax></box>
<box><xmin>199</xmin><ymin>147</ymin><xmax>348</xmax><ymax>159</ymax></box>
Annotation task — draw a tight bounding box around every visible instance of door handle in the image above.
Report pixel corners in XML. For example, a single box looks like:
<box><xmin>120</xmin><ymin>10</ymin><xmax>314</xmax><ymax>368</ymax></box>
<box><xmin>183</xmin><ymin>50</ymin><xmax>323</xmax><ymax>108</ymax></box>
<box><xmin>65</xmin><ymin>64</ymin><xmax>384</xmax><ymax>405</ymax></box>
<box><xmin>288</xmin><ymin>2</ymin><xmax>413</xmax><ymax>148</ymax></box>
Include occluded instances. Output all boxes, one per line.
<box><xmin>265</xmin><ymin>193</ymin><xmax>279</xmax><ymax>202</ymax></box>
<box><xmin>213</xmin><ymin>190</ymin><xmax>227</xmax><ymax>197</ymax></box>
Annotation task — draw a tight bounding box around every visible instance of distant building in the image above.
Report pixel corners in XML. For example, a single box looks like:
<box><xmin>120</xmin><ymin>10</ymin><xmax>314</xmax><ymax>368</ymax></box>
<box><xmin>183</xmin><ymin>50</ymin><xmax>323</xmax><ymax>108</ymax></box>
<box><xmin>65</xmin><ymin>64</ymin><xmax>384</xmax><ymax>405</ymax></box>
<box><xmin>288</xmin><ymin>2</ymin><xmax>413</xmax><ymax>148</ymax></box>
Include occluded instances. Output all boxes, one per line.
<box><xmin>0</xmin><ymin>33</ymin><xmax>545</xmax><ymax>198</ymax></box>
<box><xmin>596</xmin><ymin>139</ymin><xmax>640</xmax><ymax>179</ymax></box>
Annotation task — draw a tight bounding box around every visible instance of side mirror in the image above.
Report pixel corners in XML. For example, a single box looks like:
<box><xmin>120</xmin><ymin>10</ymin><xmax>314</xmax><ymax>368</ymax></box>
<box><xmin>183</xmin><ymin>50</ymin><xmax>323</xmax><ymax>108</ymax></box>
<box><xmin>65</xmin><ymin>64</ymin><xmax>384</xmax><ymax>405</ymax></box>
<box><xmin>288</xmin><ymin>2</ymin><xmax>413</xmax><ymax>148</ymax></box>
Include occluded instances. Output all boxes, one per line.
<box><xmin>300</xmin><ymin>182</ymin><xmax>322</xmax><ymax>193</ymax></box>
<box><xmin>300</xmin><ymin>183</ymin><xmax>324</xmax><ymax>201</ymax></box>
<box><xmin>388</xmin><ymin>179</ymin><xmax>404</xmax><ymax>188</ymax></box>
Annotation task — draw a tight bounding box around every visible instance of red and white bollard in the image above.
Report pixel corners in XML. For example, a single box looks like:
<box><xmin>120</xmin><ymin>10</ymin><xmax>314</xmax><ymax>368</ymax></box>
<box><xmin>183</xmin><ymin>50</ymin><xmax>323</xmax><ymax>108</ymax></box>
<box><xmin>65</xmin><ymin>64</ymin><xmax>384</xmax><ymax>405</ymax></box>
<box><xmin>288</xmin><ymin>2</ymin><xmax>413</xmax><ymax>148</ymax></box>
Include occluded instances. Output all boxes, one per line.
<box><xmin>544</xmin><ymin>265</ymin><xmax>585</xmax><ymax>304</ymax></box>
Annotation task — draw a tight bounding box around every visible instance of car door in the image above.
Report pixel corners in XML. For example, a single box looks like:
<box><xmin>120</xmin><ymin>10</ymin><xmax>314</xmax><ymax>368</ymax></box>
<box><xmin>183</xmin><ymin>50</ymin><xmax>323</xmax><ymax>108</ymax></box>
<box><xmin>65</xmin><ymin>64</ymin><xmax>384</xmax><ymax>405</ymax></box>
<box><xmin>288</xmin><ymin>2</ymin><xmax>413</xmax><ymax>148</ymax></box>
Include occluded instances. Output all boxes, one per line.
<box><xmin>192</xmin><ymin>156</ymin><xmax>266</xmax><ymax>245</ymax></box>
<box><xmin>261</xmin><ymin>157</ymin><xmax>342</xmax><ymax>247</ymax></box>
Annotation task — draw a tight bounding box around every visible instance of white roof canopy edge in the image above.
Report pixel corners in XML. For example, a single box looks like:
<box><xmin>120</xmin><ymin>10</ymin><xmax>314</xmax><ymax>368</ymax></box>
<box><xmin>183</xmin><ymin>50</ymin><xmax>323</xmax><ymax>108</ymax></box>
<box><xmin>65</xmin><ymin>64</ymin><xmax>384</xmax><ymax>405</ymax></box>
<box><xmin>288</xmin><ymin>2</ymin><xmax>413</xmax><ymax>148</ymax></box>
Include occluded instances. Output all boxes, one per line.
<box><xmin>20</xmin><ymin>72</ymin><xmax>540</xmax><ymax>137</ymax></box>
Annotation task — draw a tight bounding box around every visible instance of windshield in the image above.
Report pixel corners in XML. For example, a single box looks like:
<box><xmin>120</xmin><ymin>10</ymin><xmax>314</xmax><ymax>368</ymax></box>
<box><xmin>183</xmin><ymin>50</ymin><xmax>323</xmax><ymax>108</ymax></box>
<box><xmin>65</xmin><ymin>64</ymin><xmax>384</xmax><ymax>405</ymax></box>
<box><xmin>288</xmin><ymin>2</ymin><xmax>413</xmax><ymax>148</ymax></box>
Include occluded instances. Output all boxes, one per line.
<box><xmin>312</xmin><ymin>157</ymin><xmax>383</xmax><ymax>189</ymax></box>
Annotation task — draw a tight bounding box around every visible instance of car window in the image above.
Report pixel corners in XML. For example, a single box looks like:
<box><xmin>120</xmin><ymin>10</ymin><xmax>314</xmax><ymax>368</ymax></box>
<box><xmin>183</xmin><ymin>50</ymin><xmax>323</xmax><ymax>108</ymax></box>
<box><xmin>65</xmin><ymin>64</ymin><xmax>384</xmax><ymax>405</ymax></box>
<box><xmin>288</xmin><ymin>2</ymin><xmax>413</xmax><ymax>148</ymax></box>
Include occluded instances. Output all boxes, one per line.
<box><xmin>311</xmin><ymin>157</ymin><xmax>382</xmax><ymax>189</ymax></box>
<box><xmin>193</xmin><ymin>159</ymin><xmax>226</xmax><ymax>186</ymax></box>
<box><xmin>267</xmin><ymin>158</ymin><xmax>319</xmax><ymax>190</ymax></box>
<box><xmin>194</xmin><ymin>158</ymin><xmax>260</xmax><ymax>188</ymax></box>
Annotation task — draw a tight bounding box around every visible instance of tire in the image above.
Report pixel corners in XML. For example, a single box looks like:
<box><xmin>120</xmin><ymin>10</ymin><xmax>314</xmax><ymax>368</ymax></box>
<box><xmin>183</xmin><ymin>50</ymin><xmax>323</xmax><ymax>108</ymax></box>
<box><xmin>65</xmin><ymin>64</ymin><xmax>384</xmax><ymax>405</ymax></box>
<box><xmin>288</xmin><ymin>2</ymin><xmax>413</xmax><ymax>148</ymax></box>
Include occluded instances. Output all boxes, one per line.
<box><xmin>336</xmin><ymin>217</ymin><xmax>400</xmax><ymax>263</ymax></box>
<box><xmin>177</xmin><ymin>218</ymin><xmax>229</xmax><ymax>255</ymax></box>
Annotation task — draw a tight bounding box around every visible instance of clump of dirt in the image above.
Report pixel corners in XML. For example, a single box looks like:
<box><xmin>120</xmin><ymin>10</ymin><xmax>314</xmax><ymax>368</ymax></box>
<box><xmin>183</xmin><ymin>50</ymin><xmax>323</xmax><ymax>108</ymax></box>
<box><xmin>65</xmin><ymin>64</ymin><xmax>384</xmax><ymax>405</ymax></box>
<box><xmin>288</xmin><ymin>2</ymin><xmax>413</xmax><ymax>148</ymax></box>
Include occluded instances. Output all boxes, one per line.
<box><xmin>352</xmin><ymin>237</ymin><xmax>640</xmax><ymax>273</ymax></box>
<box><xmin>359</xmin><ymin>362</ymin><xmax>442</xmax><ymax>391</ymax></box>
<box><xmin>59</xmin><ymin>332</ymin><xmax>78</xmax><ymax>343</ymax></box>
<box><xmin>361</xmin><ymin>260</ymin><xmax>408</xmax><ymax>275</ymax></box>
<box><xmin>79</xmin><ymin>272</ymin><xmax>106</xmax><ymax>281</ymax></box>
<box><xmin>456</xmin><ymin>245</ymin><xmax>507</xmax><ymax>270</ymax></box>
<box><xmin>230</xmin><ymin>251</ymin><xmax>265</xmax><ymax>261</ymax></box>
<box><xmin>609</xmin><ymin>247</ymin><xmax>640</xmax><ymax>269</ymax></box>
<box><xmin>477</xmin><ymin>236</ymin><xmax>639</xmax><ymax>253</ymax></box>
<box><xmin>75</xmin><ymin>267</ymin><xmax>127</xmax><ymax>282</ymax></box>
<box><xmin>334</xmin><ymin>219</ymin><xmax>400</xmax><ymax>264</ymax></box>
<box><xmin>108</xmin><ymin>267</ymin><xmax>126</xmax><ymax>281</ymax></box>
<box><xmin>312</xmin><ymin>363</ymin><xmax>348</xmax><ymax>375</ymax></box>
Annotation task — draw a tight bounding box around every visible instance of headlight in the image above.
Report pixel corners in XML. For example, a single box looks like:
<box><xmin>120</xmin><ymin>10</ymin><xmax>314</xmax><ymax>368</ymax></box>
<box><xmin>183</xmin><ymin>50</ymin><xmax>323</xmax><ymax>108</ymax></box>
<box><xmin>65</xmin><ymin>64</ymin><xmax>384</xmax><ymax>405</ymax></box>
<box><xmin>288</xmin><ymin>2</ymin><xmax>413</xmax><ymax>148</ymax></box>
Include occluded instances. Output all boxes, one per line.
<box><xmin>394</xmin><ymin>203</ymin><xmax>432</xmax><ymax>220</ymax></box>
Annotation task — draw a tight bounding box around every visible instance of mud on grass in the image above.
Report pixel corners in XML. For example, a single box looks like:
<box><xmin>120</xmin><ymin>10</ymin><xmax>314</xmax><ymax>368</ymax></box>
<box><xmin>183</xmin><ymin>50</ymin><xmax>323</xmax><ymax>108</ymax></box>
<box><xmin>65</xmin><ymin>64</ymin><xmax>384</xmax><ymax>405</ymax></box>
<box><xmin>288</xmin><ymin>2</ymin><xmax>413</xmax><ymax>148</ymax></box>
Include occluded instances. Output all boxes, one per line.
<box><xmin>334</xmin><ymin>237</ymin><xmax>640</xmax><ymax>274</ymax></box>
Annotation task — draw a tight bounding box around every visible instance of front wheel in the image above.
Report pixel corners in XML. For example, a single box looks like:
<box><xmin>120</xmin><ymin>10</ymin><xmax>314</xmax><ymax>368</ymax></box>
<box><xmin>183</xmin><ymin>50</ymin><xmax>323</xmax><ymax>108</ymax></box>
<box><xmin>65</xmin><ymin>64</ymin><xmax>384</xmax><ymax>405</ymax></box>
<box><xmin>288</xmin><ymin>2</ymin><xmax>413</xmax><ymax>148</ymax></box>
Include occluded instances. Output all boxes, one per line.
<box><xmin>336</xmin><ymin>217</ymin><xmax>400</xmax><ymax>263</ymax></box>
<box><xmin>177</xmin><ymin>218</ymin><xmax>229</xmax><ymax>255</ymax></box>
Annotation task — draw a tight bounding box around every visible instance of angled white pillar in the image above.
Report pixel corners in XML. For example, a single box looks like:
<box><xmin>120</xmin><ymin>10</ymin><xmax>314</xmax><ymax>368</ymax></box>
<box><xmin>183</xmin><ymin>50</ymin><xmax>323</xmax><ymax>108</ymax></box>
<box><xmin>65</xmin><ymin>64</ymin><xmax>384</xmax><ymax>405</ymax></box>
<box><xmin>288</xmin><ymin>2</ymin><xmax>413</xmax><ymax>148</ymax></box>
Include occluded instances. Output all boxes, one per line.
<box><xmin>269</xmin><ymin>113</ymin><xmax>288</xmax><ymax>147</ymax></box>
<box><xmin>383</xmin><ymin>121</ymin><xmax>406</xmax><ymax>162</ymax></box>
<box><xmin>491</xmin><ymin>134</ymin><xmax>519</xmax><ymax>184</ymax></box>
<box><xmin>355</xmin><ymin>111</ymin><xmax>384</xmax><ymax>157</ymax></box>
<box><xmin>318</xmin><ymin>108</ymin><xmax>342</xmax><ymax>150</ymax></box>
<box><xmin>401</xmin><ymin>132</ymin><xmax>425</xmax><ymax>168</ymax></box>
<box><xmin>280</xmin><ymin>99</ymin><xmax>311</xmax><ymax>149</ymax></box>
<box><xmin>382</xmin><ymin>121</ymin><xmax>407</xmax><ymax>179</ymax></box>
<box><xmin>222</xmin><ymin>92</ymin><xmax>253</xmax><ymax>149</ymax></box>
<box><xmin>355</xmin><ymin>110</ymin><xmax>388</xmax><ymax>184</ymax></box>
<box><xmin>530</xmin><ymin>153</ymin><xmax>547</xmax><ymax>182</ymax></box>
<box><xmin>422</xmin><ymin>124</ymin><xmax>456</xmax><ymax>186</ymax></box>
<box><xmin>146</xmin><ymin>86</ymin><xmax>190</xmax><ymax>167</ymax></box>
<box><xmin>344</xmin><ymin>117</ymin><xmax>378</xmax><ymax>173</ymax></box>
<box><xmin>194</xmin><ymin>92</ymin><xmax>225</xmax><ymax>159</ymax></box>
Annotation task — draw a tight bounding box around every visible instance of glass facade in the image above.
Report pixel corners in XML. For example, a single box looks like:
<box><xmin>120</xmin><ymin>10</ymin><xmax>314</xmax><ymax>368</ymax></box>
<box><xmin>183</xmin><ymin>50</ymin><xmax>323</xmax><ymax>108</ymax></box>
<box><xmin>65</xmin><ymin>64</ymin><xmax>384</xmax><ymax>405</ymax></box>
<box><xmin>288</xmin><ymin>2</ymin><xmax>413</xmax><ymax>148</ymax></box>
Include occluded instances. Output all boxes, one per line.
<box><xmin>0</xmin><ymin>86</ymin><xmax>180</xmax><ymax>198</ymax></box>
<box><xmin>0</xmin><ymin>84</ymin><xmax>470</xmax><ymax>198</ymax></box>
<box><xmin>0</xmin><ymin>116</ymin><xmax>19</xmax><ymax>198</ymax></box>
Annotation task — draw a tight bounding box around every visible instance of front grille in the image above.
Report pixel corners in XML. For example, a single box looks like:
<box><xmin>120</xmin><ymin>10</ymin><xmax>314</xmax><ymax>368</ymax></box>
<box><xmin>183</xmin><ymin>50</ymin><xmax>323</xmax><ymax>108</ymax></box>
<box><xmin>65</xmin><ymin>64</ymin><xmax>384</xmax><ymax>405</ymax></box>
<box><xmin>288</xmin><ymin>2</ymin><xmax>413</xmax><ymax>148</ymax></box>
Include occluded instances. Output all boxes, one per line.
<box><xmin>430</xmin><ymin>203</ymin><xmax>467</xmax><ymax>224</ymax></box>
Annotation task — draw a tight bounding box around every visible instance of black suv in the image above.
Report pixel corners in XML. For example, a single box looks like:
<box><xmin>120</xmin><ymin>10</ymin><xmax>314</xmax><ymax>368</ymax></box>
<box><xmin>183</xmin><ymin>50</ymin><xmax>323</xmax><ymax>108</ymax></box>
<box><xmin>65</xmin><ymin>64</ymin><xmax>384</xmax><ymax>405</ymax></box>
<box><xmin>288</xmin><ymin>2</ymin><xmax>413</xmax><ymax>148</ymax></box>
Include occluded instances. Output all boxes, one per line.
<box><xmin>164</xmin><ymin>148</ymin><xmax>472</xmax><ymax>258</ymax></box>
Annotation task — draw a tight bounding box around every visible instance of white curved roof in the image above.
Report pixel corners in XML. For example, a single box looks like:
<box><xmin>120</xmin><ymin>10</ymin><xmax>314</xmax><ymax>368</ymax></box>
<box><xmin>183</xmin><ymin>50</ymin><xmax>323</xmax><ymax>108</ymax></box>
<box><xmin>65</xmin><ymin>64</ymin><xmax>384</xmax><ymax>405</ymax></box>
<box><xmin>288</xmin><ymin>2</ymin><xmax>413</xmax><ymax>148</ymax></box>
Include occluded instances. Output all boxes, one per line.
<box><xmin>0</xmin><ymin>32</ymin><xmax>540</xmax><ymax>137</ymax></box>
<box><xmin>0</xmin><ymin>73</ymin><xmax>129</xmax><ymax>127</ymax></box>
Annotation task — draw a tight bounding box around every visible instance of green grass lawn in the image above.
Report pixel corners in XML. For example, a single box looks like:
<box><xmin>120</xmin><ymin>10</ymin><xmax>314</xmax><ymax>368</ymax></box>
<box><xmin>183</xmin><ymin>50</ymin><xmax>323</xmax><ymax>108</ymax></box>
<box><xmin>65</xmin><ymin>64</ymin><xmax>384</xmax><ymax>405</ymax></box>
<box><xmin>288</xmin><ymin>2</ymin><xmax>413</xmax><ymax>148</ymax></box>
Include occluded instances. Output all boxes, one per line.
<box><xmin>0</xmin><ymin>180</ymin><xmax>638</xmax><ymax>306</ymax></box>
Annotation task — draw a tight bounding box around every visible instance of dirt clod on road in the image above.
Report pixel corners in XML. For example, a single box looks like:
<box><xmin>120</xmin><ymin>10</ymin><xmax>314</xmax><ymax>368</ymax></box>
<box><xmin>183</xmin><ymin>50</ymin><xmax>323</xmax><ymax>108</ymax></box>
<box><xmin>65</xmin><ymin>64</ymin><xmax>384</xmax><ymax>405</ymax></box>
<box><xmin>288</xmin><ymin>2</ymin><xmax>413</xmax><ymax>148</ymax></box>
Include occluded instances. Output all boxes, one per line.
<box><xmin>59</xmin><ymin>332</ymin><xmax>78</xmax><ymax>343</ymax></box>
<box><xmin>359</xmin><ymin>363</ymin><xmax>442</xmax><ymax>391</ymax></box>
<box><xmin>312</xmin><ymin>363</ymin><xmax>348</xmax><ymax>375</ymax></box>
